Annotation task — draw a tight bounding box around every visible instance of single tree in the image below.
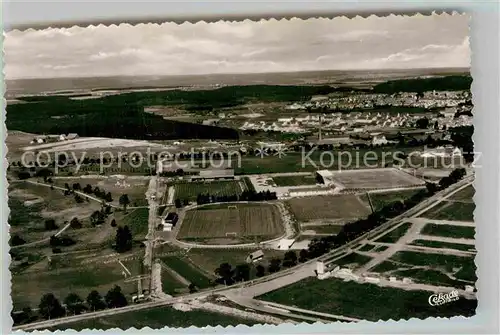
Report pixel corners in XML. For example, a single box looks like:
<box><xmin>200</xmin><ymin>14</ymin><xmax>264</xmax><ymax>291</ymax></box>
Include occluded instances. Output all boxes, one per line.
<box><xmin>44</xmin><ymin>219</ymin><xmax>58</xmax><ymax>231</ymax></box>
<box><xmin>268</xmin><ymin>258</ymin><xmax>282</xmax><ymax>273</ymax></box>
<box><xmin>86</xmin><ymin>290</ymin><xmax>106</xmax><ymax>312</ymax></box>
<box><xmin>215</xmin><ymin>263</ymin><xmax>234</xmax><ymax>286</ymax></box>
<box><xmin>70</xmin><ymin>217</ymin><xmax>82</xmax><ymax>229</ymax></box>
<box><xmin>38</xmin><ymin>293</ymin><xmax>65</xmax><ymax>320</ymax></box>
<box><xmin>234</xmin><ymin>264</ymin><xmax>251</xmax><ymax>282</ymax></box>
<box><xmin>64</xmin><ymin>293</ymin><xmax>85</xmax><ymax>315</ymax></box>
<box><xmin>188</xmin><ymin>283</ymin><xmax>197</xmax><ymax>293</ymax></box>
<box><xmin>119</xmin><ymin>194</ymin><xmax>130</xmax><ymax>212</ymax></box>
<box><xmin>10</xmin><ymin>234</ymin><xmax>26</xmax><ymax>247</ymax></box>
<box><xmin>105</xmin><ymin>285</ymin><xmax>128</xmax><ymax>308</ymax></box>
<box><xmin>174</xmin><ymin>198</ymin><xmax>182</xmax><ymax>209</ymax></box>
<box><xmin>111</xmin><ymin>219</ymin><xmax>117</xmax><ymax>227</ymax></box>
<box><xmin>282</xmin><ymin>250</ymin><xmax>298</xmax><ymax>267</ymax></box>
<box><xmin>255</xmin><ymin>264</ymin><xmax>266</xmax><ymax>277</ymax></box>
<box><xmin>298</xmin><ymin>249</ymin><xmax>309</xmax><ymax>263</ymax></box>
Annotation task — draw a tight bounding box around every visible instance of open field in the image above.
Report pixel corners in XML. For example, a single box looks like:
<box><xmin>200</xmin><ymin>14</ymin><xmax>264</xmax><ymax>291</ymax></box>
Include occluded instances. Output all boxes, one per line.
<box><xmin>122</xmin><ymin>208</ymin><xmax>149</xmax><ymax>240</ymax></box>
<box><xmin>160</xmin><ymin>256</ymin><xmax>213</xmax><ymax>289</ymax></box>
<box><xmin>178</xmin><ymin>203</ymin><xmax>283</xmax><ymax>243</ymax></box>
<box><xmin>301</xmin><ymin>224</ymin><xmax>344</xmax><ymax>235</ymax></box>
<box><xmin>11</xmin><ymin>261</ymin><xmax>137</xmax><ymax>310</ymax></box>
<box><xmin>331</xmin><ymin>168</ymin><xmax>424</xmax><ymax>189</ymax></box>
<box><xmin>409</xmin><ymin>239</ymin><xmax>476</xmax><ymax>252</ymax></box>
<box><xmin>258</xmin><ymin>277</ymin><xmax>477</xmax><ymax>321</ymax></box>
<box><xmin>54</xmin><ymin>176</ymin><xmax>149</xmax><ymax>207</ymax></box>
<box><xmin>51</xmin><ymin>305</ymin><xmax>258</xmax><ymax>331</ymax></box>
<box><xmin>388</xmin><ymin>251</ymin><xmax>476</xmax><ymax>283</ymax></box>
<box><xmin>331</xmin><ymin>253</ymin><xmax>372</xmax><ymax>269</ymax></box>
<box><xmin>186</xmin><ymin>248</ymin><xmax>287</xmax><ymax>279</ymax></box>
<box><xmin>160</xmin><ymin>266</ymin><xmax>189</xmax><ymax>295</ymax></box>
<box><xmin>448</xmin><ymin>185</ymin><xmax>475</xmax><ymax>201</ymax></box>
<box><xmin>421</xmin><ymin>223</ymin><xmax>475</xmax><ymax>240</ymax></box>
<box><xmin>8</xmin><ymin>182</ymin><xmax>103</xmax><ymax>245</ymax></box>
<box><xmin>419</xmin><ymin>201</ymin><xmax>475</xmax><ymax>222</ymax></box>
<box><xmin>272</xmin><ymin>174</ymin><xmax>317</xmax><ymax>186</ymax></box>
<box><xmin>363</xmin><ymin>189</ymin><xmax>425</xmax><ymax>211</ymax></box>
<box><xmin>373</xmin><ymin>222</ymin><xmax>413</xmax><ymax>243</ymax></box>
<box><xmin>287</xmin><ymin>194</ymin><xmax>370</xmax><ymax>223</ymax></box>
<box><xmin>173</xmin><ymin>180</ymin><xmax>245</xmax><ymax>201</ymax></box>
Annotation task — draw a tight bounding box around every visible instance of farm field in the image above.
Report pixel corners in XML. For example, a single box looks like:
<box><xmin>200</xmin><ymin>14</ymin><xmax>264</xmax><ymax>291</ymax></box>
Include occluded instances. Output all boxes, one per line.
<box><xmin>409</xmin><ymin>239</ymin><xmax>476</xmax><ymax>252</ymax></box>
<box><xmin>160</xmin><ymin>266</ymin><xmax>189</xmax><ymax>295</ymax></box>
<box><xmin>448</xmin><ymin>185</ymin><xmax>475</xmax><ymax>201</ymax></box>
<box><xmin>122</xmin><ymin>208</ymin><xmax>149</xmax><ymax>240</ymax></box>
<box><xmin>258</xmin><ymin>277</ymin><xmax>477</xmax><ymax>321</ymax></box>
<box><xmin>287</xmin><ymin>194</ymin><xmax>371</xmax><ymax>223</ymax></box>
<box><xmin>172</xmin><ymin>180</ymin><xmax>245</xmax><ymax>201</ymax></box>
<box><xmin>54</xmin><ymin>176</ymin><xmax>149</xmax><ymax>207</ymax></box>
<box><xmin>51</xmin><ymin>305</ymin><xmax>258</xmax><ymax>331</ymax></box>
<box><xmin>178</xmin><ymin>203</ymin><xmax>284</xmax><ymax>243</ymax></box>
<box><xmin>364</xmin><ymin>188</ymin><xmax>425</xmax><ymax>211</ymax></box>
<box><xmin>373</xmin><ymin>222</ymin><xmax>413</xmax><ymax>243</ymax></box>
<box><xmin>419</xmin><ymin>201</ymin><xmax>475</xmax><ymax>222</ymax></box>
<box><xmin>160</xmin><ymin>256</ymin><xmax>213</xmax><ymax>289</ymax></box>
<box><xmin>331</xmin><ymin>168</ymin><xmax>424</xmax><ymax>189</ymax></box>
<box><xmin>420</xmin><ymin>223</ymin><xmax>475</xmax><ymax>240</ymax></box>
<box><xmin>272</xmin><ymin>174</ymin><xmax>317</xmax><ymax>186</ymax></box>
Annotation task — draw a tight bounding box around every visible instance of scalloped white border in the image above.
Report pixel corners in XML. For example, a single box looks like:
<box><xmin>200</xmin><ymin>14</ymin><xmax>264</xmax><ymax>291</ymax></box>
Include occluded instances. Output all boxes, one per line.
<box><xmin>2</xmin><ymin>7</ymin><xmax>499</xmax><ymax>334</ymax></box>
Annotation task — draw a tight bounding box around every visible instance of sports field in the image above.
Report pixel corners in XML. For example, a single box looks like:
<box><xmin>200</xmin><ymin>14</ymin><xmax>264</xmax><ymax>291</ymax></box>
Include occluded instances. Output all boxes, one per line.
<box><xmin>331</xmin><ymin>168</ymin><xmax>424</xmax><ymax>189</ymax></box>
<box><xmin>272</xmin><ymin>174</ymin><xmax>317</xmax><ymax>186</ymax></box>
<box><xmin>178</xmin><ymin>203</ymin><xmax>284</xmax><ymax>242</ymax></box>
<box><xmin>173</xmin><ymin>180</ymin><xmax>245</xmax><ymax>201</ymax></box>
<box><xmin>365</xmin><ymin>188</ymin><xmax>425</xmax><ymax>211</ymax></box>
<box><xmin>286</xmin><ymin>194</ymin><xmax>371</xmax><ymax>223</ymax></box>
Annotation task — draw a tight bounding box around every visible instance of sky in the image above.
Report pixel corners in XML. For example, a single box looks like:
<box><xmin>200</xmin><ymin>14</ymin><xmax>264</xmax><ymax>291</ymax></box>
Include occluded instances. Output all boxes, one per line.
<box><xmin>4</xmin><ymin>13</ymin><xmax>470</xmax><ymax>79</ymax></box>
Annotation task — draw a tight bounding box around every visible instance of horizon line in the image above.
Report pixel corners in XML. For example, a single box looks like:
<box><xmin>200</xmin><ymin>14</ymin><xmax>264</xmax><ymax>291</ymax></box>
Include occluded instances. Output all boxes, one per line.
<box><xmin>6</xmin><ymin>66</ymin><xmax>471</xmax><ymax>82</ymax></box>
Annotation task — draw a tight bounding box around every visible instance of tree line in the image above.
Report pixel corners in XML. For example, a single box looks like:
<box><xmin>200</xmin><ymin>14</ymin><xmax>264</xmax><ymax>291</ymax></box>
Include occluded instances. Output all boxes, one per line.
<box><xmin>12</xmin><ymin>286</ymin><xmax>128</xmax><ymax>326</ymax></box>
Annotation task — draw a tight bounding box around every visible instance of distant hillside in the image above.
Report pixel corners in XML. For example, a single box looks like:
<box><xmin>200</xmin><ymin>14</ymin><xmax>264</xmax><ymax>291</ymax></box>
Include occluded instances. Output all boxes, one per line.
<box><xmin>7</xmin><ymin>85</ymin><xmax>344</xmax><ymax>140</ymax></box>
<box><xmin>373</xmin><ymin>75</ymin><xmax>472</xmax><ymax>94</ymax></box>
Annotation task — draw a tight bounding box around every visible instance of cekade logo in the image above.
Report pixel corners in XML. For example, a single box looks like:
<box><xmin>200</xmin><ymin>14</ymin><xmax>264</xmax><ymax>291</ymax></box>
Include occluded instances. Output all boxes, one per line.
<box><xmin>428</xmin><ymin>290</ymin><xmax>460</xmax><ymax>306</ymax></box>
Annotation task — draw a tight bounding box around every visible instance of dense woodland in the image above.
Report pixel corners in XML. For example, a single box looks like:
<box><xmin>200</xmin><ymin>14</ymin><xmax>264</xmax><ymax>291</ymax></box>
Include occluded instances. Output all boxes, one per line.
<box><xmin>7</xmin><ymin>76</ymin><xmax>471</xmax><ymax>140</ymax></box>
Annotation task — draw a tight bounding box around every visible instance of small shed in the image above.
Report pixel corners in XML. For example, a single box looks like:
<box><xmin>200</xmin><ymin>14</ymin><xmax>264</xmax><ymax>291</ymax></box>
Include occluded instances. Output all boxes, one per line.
<box><xmin>246</xmin><ymin>250</ymin><xmax>264</xmax><ymax>263</ymax></box>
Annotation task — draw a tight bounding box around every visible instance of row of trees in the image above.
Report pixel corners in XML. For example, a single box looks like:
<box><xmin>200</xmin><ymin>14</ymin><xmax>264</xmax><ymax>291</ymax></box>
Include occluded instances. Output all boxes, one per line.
<box><xmin>12</xmin><ymin>286</ymin><xmax>128</xmax><ymax>325</ymax></box>
<box><xmin>213</xmin><ymin>251</ymin><xmax>302</xmax><ymax>285</ymax></box>
<box><xmin>194</xmin><ymin>190</ymin><xmax>278</xmax><ymax>206</ymax></box>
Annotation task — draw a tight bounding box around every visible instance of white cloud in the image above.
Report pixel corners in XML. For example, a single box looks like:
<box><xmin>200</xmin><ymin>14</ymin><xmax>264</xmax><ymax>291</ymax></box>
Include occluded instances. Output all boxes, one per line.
<box><xmin>4</xmin><ymin>14</ymin><xmax>470</xmax><ymax>79</ymax></box>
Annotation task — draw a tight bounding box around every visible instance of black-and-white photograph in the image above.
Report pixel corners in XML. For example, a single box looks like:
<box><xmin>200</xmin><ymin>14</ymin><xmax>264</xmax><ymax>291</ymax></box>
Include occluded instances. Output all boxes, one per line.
<box><xmin>5</xmin><ymin>13</ymin><xmax>476</xmax><ymax>331</ymax></box>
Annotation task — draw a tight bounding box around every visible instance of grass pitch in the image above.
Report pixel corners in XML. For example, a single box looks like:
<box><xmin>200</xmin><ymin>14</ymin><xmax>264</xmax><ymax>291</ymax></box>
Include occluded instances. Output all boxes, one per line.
<box><xmin>286</xmin><ymin>194</ymin><xmax>370</xmax><ymax>223</ymax></box>
<box><xmin>272</xmin><ymin>174</ymin><xmax>317</xmax><ymax>186</ymax></box>
<box><xmin>178</xmin><ymin>203</ymin><xmax>283</xmax><ymax>242</ymax></box>
<box><xmin>173</xmin><ymin>180</ymin><xmax>245</xmax><ymax>201</ymax></box>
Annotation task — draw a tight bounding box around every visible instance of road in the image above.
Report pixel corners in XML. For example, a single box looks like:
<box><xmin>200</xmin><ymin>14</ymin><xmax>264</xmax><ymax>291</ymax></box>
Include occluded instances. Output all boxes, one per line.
<box><xmin>144</xmin><ymin>176</ymin><xmax>159</xmax><ymax>296</ymax></box>
<box><xmin>14</xmin><ymin>176</ymin><xmax>474</xmax><ymax>331</ymax></box>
